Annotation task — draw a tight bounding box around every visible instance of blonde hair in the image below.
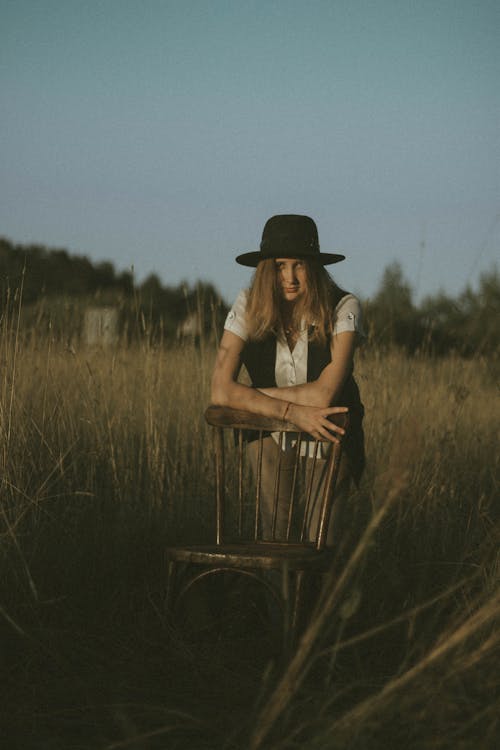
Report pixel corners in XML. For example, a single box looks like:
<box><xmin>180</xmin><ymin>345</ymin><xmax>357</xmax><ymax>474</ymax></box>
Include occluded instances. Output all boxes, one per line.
<box><xmin>245</xmin><ymin>258</ymin><xmax>340</xmax><ymax>345</ymax></box>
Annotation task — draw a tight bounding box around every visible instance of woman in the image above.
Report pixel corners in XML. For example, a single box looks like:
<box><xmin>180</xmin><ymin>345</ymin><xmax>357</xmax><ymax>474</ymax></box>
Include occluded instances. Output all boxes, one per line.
<box><xmin>211</xmin><ymin>214</ymin><xmax>364</xmax><ymax>544</ymax></box>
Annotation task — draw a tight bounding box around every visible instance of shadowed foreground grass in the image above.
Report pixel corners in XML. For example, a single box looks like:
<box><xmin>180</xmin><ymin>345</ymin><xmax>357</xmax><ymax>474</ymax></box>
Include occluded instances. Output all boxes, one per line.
<box><xmin>0</xmin><ymin>335</ymin><xmax>498</xmax><ymax>749</ymax></box>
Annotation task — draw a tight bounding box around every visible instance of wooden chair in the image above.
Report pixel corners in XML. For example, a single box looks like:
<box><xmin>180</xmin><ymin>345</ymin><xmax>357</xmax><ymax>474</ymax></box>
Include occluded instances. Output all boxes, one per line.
<box><xmin>166</xmin><ymin>405</ymin><xmax>349</xmax><ymax>652</ymax></box>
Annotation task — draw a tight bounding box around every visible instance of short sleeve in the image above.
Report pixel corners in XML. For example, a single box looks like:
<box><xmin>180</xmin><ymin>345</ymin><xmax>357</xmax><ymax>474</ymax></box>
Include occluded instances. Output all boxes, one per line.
<box><xmin>224</xmin><ymin>289</ymin><xmax>249</xmax><ymax>341</ymax></box>
<box><xmin>332</xmin><ymin>294</ymin><xmax>365</xmax><ymax>338</ymax></box>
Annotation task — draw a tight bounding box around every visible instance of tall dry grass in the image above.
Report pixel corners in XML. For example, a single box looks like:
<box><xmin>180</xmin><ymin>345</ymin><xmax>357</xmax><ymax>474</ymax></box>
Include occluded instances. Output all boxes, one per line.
<box><xmin>0</xmin><ymin>310</ymin><xmax>498</xmax><ymax>748</ymax></box>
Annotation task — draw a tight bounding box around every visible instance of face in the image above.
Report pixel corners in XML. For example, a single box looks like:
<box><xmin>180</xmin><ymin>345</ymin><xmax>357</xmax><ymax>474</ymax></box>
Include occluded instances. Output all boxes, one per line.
<box><xmin>275</xmin><ymin>258</ymin><xmax>307</xmax><ymax>303</ymax></box>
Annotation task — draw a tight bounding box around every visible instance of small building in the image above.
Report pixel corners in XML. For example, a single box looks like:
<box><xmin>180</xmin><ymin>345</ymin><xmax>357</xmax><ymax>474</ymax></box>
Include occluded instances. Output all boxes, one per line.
<box><xmin>83</xmin><ymin>307</ymin><xmax>119</xmax><ymax>347</ymax></box>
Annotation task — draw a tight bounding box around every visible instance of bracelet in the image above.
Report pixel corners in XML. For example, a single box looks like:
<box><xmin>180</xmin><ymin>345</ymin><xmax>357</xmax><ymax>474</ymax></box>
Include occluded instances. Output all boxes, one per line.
<box><xmin>282</xmin><ymin>401</ymin><xmax>292</xmax><ymax>421</ymax></box>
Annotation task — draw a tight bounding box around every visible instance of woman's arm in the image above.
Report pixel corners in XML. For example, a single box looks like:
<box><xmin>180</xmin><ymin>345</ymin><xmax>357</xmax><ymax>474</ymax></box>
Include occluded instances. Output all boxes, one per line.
<box><xmin>211</xmin><ymin>330</ymin><xmax>285</xmax><ymax>418</ymax></box>
<box><xmin>258</xmin><ymin>330</ymin><xmax>357</xmax><ymax>407</ymax></box>
<box><xmin>210</xmin><ymin>330</ymin><xmax>348</xmax><ymax>442</ymax></box>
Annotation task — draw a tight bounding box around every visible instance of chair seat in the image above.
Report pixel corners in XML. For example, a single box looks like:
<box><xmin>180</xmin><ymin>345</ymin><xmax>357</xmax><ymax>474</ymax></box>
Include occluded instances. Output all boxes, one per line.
<box><xmin>167</xmin><ymin>542</ymin><xmax>333</xmax><ymax>571</ymax></box>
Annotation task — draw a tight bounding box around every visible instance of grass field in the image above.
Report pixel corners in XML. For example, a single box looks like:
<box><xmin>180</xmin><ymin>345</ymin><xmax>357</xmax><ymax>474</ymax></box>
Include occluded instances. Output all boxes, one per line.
<box><xmin>1</xmin><ymin>324</ymin><xmax>498</xmax><ymax>748</ymax></box>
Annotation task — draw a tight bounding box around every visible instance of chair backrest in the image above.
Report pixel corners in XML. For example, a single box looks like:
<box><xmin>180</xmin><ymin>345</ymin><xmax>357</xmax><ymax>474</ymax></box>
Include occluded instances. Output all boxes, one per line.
<box><xmin>204</xmin><ymin>405</ymin><xmax>348</xmax><ymax>550</ymax></box>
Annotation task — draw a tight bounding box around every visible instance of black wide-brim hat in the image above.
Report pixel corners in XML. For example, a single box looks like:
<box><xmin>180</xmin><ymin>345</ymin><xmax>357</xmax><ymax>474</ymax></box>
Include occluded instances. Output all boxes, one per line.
<box><xmin>235</xmin><ymin>214</ymin><xmax>345</xmax><ymax>267</ymax></box>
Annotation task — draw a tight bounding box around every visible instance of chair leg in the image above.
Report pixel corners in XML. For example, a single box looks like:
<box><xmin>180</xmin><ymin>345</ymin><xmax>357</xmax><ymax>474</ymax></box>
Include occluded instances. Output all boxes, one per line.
<box><xmin>281</xmin><ymin>561</ymin><xmax>292</xmax><ymax>658</ymax></box>
<box><xmin>290</xmin><ymin>570</ymin><xmax>306</xmax><ymax>652</ymax></box>
<box><xmin>281</xmin><ymin>566</ymin><xmax>308</xmax><ymax>659</ymax></box>
<box><xmin>165</xmin><ymin>559</ymin><xmax>177</xmax><ymax>614</ymax></box>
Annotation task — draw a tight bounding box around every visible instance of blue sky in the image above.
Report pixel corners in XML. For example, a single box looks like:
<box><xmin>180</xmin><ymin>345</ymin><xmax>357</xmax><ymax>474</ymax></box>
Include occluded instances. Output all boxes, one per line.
<box><xmin>2</xmin><ymin>0</ymin><xmax>498</xmax><ymax>304</ymax></box>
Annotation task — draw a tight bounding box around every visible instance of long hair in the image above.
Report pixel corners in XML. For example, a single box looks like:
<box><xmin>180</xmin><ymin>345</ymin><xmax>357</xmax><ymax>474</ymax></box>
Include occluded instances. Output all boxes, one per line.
<box><xmin>245</xmin><ymin>258</ymin><xmax>342</xmax><ymax>345</ymax></box>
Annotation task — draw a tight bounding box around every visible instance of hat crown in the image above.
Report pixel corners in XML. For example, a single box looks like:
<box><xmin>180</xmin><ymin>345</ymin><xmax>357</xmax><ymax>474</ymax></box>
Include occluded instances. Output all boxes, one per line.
<box><xmin>260</xmin><ymin>215</ymin><xmax>319</xmax><ymax>256</ymax></box>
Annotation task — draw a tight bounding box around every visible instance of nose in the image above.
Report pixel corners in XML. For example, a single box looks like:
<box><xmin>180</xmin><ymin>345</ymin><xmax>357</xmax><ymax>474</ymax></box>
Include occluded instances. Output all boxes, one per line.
<box><xmin>283</xmin><ymin>265</ymin><xmax>296</xmax><ymax>284</ymax></box>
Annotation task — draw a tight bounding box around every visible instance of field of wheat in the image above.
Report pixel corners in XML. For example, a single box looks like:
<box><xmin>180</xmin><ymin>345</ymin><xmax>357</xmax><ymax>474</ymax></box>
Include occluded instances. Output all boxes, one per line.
<box><xmin>1</xmin><ymin>319</ymin><xmax>498</xmax><ymax>748</ymax></box>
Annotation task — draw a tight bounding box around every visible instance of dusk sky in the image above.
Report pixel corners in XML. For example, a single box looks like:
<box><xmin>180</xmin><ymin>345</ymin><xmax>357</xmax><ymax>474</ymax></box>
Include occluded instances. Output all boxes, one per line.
<box><xmin>2</xmin><ymin>0</ymin><xmax>499</xmax><ymax>304</ymax></box>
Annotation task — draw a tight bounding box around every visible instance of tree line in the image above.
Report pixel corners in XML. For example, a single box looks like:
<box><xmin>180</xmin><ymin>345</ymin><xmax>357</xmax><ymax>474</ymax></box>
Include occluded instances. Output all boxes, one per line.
<box><xmin>0</xmin><ymin>236</ymin><xmax>498</xmax><ymax>355</ymax></box>
<box><xmin>0</xmin><ymin>237</ymin><xmax>225</xmax><ymax>342</ymax></box>
<box><xmin>364</xmin><ymin>261</ymin><xmax>499</xmax><ymax>356</ymax></box>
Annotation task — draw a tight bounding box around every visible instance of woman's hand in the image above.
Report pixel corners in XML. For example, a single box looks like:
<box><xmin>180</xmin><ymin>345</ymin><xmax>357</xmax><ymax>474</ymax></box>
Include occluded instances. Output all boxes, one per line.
<box><xmin>286</xmin><ymin>403</ymin><xmax>348</xmax><ymax>443</ymax></box>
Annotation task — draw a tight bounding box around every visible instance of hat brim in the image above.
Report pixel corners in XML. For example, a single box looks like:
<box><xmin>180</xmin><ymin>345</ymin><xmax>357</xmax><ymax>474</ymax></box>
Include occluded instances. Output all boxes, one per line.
<box><xmin>235</xmin><ymin>251</ymin><xmax>346</xmax><ymax>267</ymax></box>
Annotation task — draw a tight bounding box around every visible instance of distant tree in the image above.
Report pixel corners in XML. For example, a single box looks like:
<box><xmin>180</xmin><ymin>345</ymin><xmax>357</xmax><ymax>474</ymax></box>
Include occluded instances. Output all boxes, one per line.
<box><xmin>117</xmin><ymin>270</ymin><xmax>134</xmax><ymax>295</ymax></box>
<box><xmin>140</xmin><ymin>273</ymin><xmax>163</xmax><ymax>302</ymax></box>
<box><xmin>458</xmin><ymin>266</ymin><xmax>500</xmax><ymax>355</ymax></box>
<box><xmin>364</xmin><ymin>262</ymin><xmax>422</xmax><ymax>352</ymax></box>
<box><xmin>419</xmin><ymin>291</ymin><xmax>464</xmax><ymax>354</ymax></box>
<box><xmin>185</xmin><ymin>280</ymin><xmax>228</xmax><ymax>340</ymax></box>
